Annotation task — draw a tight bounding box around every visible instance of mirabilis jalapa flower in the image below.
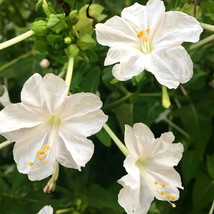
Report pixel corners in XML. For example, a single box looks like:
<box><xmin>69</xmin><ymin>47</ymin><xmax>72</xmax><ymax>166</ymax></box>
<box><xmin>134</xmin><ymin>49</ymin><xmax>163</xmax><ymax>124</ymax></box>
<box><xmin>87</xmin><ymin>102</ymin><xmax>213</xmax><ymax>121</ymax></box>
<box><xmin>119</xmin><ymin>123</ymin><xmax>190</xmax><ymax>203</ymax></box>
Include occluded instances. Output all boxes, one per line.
<box><xmin>118</xmin><ymin>123</ymin><xmax>184</xmax><ymax>214</ymax></box>
<box><xmin>96</xmin><ymin>0</ymin><xmax>203</xmax><ymax>89</ymax></box>
<box><xmin>38</xmin><ymin>205</ymin><xmax>53</xmax><ymax>214</ymax></box>
<box><xmin>0</xmin><ymin>73</ymin><xmax>107</xmax><ymax>181</ymax></box>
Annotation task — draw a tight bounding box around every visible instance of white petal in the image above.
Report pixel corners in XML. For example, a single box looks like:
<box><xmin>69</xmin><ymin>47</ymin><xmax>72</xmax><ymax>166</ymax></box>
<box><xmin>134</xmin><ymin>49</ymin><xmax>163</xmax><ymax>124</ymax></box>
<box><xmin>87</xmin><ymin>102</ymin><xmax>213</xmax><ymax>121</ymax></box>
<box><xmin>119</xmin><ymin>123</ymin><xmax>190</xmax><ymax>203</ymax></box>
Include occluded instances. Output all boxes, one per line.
<box><xmin>121</xmin><ymin>1</ymin><xmax>165</xmax><ymax>37</ymax></box>
<box><xmin>95</xmin><ymin>16</ymin><xmax>139</xmax><ymax>48</ymax></box>
<box><xmin>60</xmin><ymin>93</ymin><xmax>104</xmax><ymax>119</ymax></box>
<box><xmin>57</xmin><ymin>127</ymin><xmax>94</xmax><ymax>170</ymax></box>
<box><xmin>38</xmin><ymin>205</ymin><xmax>53</xmax><ymax>214</ymax></box>
<box><xmin>28</xmin><ymin>144</ymin><xmax>56</xmax><ymax>181</ymax></box>
<box><xmin>146</xmin><ymin>165</ymin><xmax>183</xmax><ymax>201</ymax></box>
<box><xmin>64</xmin><ymin>110</ymin><xmax>107</xmax><ymax>137</ymax></box>
<box><xmin>145</xmin><ymin>132</ymin><xmax>184</xmax><ymax>167</ymax></box>
<box><xmin>124</xmin><ymin>123</ymin><xmax>155</xmax><ymax>158</ymax></box>
<box><xmin>104</xmin><ymin>46</ymin><xmax>141</xmax><ymax>66</ymax></box>
<box><xmin>112</xmin><ymin>53</ymin><xmax>146</xmax><ymax>81</ymax></box>
<box><xmin>21</xmin><ymin>73</ymin><xmax>67</xmax><ymax>114</ymax></box>
<box><xmin>147</xmin><ymin>46</ymin><xmax>193</xmax><ymax>89</ymax></box>
<box><xmin>13</xmin><ymin>124</ymin><xmax>48</xmax><ymax>175</ymax></box>
<box><xmin>0</xmin><ymin>86</ymin><xmax>11</xmax><ymax>107</ymax></box>
<box><xmin>154</xmin><ymin>11</ymin><xmax>203</xmax><ymax>49</ymax></box>
<box><xmin>118</xmin><ymin>175</ymin><xmax>154</xmax><ymax>214</ymax></box>
<box><xmin>0</xmin><ymin>103</ymin><xmax>43</xmax><ymax>141</ymax></box>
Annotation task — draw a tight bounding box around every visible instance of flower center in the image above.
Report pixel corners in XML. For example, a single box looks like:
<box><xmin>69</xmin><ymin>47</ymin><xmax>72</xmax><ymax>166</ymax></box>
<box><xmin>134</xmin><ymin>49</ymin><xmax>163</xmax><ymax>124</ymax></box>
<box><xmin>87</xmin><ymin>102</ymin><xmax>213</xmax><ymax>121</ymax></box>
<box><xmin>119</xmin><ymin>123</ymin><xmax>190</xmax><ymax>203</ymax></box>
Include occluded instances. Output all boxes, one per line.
<box><xmin>28</xmin><ymin>115</ymin><xmax>61</xmax><ymax>166</ymax></box>
<box><xmin>137</xmin><ymin>28</ymin><xmax>152</xmax><ymax>54</ymax></box>
<box><xmin>136</xmin><ymin>158</ymin><xmax>176</xmax><ymax>208</ymax></box>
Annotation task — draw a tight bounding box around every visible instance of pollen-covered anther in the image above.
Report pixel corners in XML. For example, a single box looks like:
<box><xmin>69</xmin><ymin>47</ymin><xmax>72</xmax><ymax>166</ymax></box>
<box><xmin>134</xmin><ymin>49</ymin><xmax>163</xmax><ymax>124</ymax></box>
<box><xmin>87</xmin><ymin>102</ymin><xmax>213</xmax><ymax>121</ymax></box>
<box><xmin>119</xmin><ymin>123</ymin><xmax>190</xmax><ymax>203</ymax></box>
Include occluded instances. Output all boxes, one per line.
<box><xmin>37</xmin><ymin>150</ymin><xmax>45</xmax><ymax>154</ymax></box>
<box><xmin>28</xmin><ymin>162</ymin><xmax>33</xmax><ymax>166</ymax></box>
<box><xmin>38</xmin><ymin>155</ymin><xmax>43</xmax><ymax>160</ymax></box>
<box><xmin>142</xmin><ymin>36</ymin><xmax>148</xmax><ymax>42</ymax></box>
<box><xmin>162</xmin><ymin>183</ymin><xmax>165</xmax><ymax>187</ymax></box>
<box><xmin>154</xmin><ymin>181</ymin><xmax>158</xmax><ymax>185</ymax></box>
<box><xmin>146</xmin><ymin>28</ymin><xmax>150</xmax><ymax>33</ymax></box>
<box><xmin>160</xmin><ymin>190</ymin><xmax>164</xmax><ymax>195</ymax></box>
<box><xmin>137</xmin><ymin>30</ymin><xmax>144</xmax><ymax>38</ymax></box>
<box><xmin>44</xmin><ymin>144</ymin><xmax>50</xmax><ymax>150</ymax></box>
<box><xmin>171</xmin><ymin>196</ymin><xmax>176</xmax><ymax>201</ymax></box>
<box><xmin>166</xmin><ymin>194</ymin><xmax>171</xmax><ymax>199</ymax></box>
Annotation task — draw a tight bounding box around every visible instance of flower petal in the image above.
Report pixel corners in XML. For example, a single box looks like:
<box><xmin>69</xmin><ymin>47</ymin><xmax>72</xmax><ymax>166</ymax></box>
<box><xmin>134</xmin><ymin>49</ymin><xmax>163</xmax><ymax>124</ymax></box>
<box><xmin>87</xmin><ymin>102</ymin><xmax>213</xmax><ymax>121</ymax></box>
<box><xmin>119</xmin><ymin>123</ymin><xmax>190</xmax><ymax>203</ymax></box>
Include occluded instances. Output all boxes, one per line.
<box><xmin>38</xmin><ymin>205</ymin><xmax>53</xmax><ymax>214</ymax></box>
<box><xmin>112</xmin><ymin>53</ymin><xmax>146</xmax><ymax>81</ymax></box>
<box><xmin>154</xmin><ymin>11</ymin><xmax>203</xmax><ymax>49</ymax></box>
<box><xmin>13</xmin><ymin>124</ymin><xmax>48</xmax><ymax>175</ymax></box>
<box><xmin>0</xmin><ymin>86</ymin><xmax>11</xmax><ymax>107</ymax></box>
<box><xmin>124</xmin><ymin>123</ymin><xmax>155</xmax><ymax>158</ymax></box>
<box><xmin>0</xmin><ymin>103</ymin><xmax>43</xmax><ymax>141</ymax></box>
<box><xmin>57</xmin><ymin>127</ymin><xmax>94</xmax><ymax>170</ymax></box>
<box><xmin>64</xmin><ymin>110</ymin><xmax>107</xmax><ymax>137</ymax></box>
<box><xmin>147</xmin><ymin>46</ymin><xmax>193</xmax><ymax>89</ymax></box>
<box><xmin>104</xmin><ymin>46</ymin><xmax>142</xmax><ymax>66</ymax></box>
<box><xmin>96</xmin><ymin>16</ymin><xmax>139</xmax><ymax>48</ymax></box>
<box><xmin>60</xmin><ymin>93</ymin><xmax>104</xmax><ymax>119</ymax></box>
<box><xmin>21</xmin><ymin>73</ymin><xmax>67</xmax><ymax>114</ymax></box>
<box><xmin>118</xmin><ymin>175</ymin><xmax>154</xmax><ymax>214</ymax></box>
<box><xmin>121</xmin><ymin>1</ymin><xmax>165</xmax><ymax>37</ymax></box>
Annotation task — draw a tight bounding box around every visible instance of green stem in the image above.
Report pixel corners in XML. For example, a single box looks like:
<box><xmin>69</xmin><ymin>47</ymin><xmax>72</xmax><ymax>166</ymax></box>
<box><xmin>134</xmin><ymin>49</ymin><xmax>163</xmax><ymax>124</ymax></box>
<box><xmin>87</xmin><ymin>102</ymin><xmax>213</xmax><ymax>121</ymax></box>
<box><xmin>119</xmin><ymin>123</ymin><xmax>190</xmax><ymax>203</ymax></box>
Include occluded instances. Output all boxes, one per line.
<box><xmin>0</xmin><ymin>30</ymin><xmax>34</xmax><ymax>51</ymax></box>
<box><xmin>103</xmin><ymin>93</ymin><xmax>132</xmax><ymax>111</ymax></box>
<box><xmin>0</xmin><ymin>50</ymin><xmax>35</xmax><ymax>73</ymax></box>
<box><xmin>209</xmin><ymin>199</ymin><xmax>214</xmax><ymax>214</ymax></box>
<box><xmin>190</xmin><ymin>34</ymin><xmax>214</xmax><ymax>50</ymax></box>
<box><xmin>0</xmin><ymin>141</ymin><xmax>13</xmax><ymax>149</ymax></box>
<box><xmin>164</xmin><ymin>118</ymin><xmax>190</xmax><ymax>138</ymax></box>
<box><xmin>139</xmin><ymin>93</ymin><xmax>162</xmax><ymax>97</ymax></box>
<box><xmin>200</xmin><ymin>23</ymin><xmax>214</xmax><ymax>32</ymax></box>
<box><xmin>56</xmin><ymin>208</ymin><xmax>73</xmax><ymax>214</ymax></box>
<box><xmin>103</xmin><ymin>123</ymin><xmax>129</xmax><ymax>156</ymax></box>
<box><xmin>65</xmin><ymin>57</ymin><xmax>74</xmax><ymax>95</ymax></box>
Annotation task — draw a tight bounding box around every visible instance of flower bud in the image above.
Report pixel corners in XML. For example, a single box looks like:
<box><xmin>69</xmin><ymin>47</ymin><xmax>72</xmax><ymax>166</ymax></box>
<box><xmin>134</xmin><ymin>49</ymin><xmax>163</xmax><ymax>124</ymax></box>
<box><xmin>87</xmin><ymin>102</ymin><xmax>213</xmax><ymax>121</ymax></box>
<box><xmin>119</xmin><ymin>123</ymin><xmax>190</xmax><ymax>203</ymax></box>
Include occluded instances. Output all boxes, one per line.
<box><xmin>40</xmin><ymin>58</ymin><xmax>50</xmax><ymax>69</ymax></box>
<box><xmin>31</xmin><ymin>20</ymin><xmax>48</xmax><ymax>36</ymax></box>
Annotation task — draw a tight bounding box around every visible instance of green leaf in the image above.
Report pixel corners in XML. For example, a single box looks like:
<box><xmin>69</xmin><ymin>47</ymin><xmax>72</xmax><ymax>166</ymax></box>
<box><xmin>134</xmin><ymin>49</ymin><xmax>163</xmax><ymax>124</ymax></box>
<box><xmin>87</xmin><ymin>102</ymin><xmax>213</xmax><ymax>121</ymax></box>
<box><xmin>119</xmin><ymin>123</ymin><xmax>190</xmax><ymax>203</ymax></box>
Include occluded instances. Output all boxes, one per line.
<box><xmin>80</xmin><ymin>67</ymin><xmax>100</xmax><ymax>93</ymax></box>
<box><xmin>77</xmin><ymin>34</ymin><xmax>96</xmax><ymax>51</ymax></box>
<box><xmin>207</xmin><ymin>155</ymin><xmax>214</xmax><ymax>179</ymax></box>
<box><xmin>193</xmin><ymin>173</ymin><xmax>214</xmax><ymax>211</ymax></box>
<box><xmin>47</xmin><ymin>14</ymin><xmax>68</xmax><ymax>34</ymax></box>
<box><xmin>96</xmin><ymin>128</ymin><xmax>111</xmax><ymax>147</ymax></box>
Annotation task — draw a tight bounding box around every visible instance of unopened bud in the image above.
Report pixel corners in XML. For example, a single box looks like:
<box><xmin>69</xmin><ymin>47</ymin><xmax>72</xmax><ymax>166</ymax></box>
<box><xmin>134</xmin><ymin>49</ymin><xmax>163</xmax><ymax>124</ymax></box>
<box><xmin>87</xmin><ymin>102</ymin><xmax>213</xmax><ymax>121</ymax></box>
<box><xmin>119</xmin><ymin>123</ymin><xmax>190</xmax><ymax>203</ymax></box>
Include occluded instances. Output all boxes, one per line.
<box><xmin>64</xmin><ymin>37</ymin><xmax>72</xmax><ymax>44</ymax></box>
<box><xmin>40</xmin><ymin>58</ymin><xmax>50</xmax><ymax>69</ymax></box>
<box><xmin>162</xmin><ymin>86</ymin><xmax>171</xmax><ymax>109</ymax></box>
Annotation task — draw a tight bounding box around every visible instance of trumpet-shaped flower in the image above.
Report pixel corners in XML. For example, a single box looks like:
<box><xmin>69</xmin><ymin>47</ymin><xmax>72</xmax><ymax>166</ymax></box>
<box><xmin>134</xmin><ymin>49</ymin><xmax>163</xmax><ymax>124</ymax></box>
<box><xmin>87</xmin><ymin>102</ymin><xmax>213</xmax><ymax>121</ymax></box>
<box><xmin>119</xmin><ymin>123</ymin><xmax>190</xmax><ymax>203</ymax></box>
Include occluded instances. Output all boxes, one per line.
<box><xmin>118</xmin><ymin>123</ymin><xmax>184</xmax><ymax>214</ymax></box>
<box><xmin>38</xmin><ymin>205</ymin><xmax>53</xmax><ymax>214</ymax></box>
<box><xmin>96</xmin><ymin>0</ymin><xmax>203</xmax><ymax>89</ymax></box>
<box><xmin>0</xmin><ymin>73</ymin><xmax>107</xmax><ymax>181</ymax></box>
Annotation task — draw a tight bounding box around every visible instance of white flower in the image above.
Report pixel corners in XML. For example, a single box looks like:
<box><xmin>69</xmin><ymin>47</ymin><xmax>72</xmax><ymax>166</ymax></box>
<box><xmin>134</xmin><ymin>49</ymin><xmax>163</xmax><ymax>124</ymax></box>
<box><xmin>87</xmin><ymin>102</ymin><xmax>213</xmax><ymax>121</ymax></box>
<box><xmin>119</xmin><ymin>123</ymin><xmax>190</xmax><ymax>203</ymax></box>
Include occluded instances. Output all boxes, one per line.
<box><xmin>118</xmin><ymin>123</ymin><xmax>184</xmax><ymax>214</ymax></box>
<box><xmin>96</xmin><ymin>0</ymin><xmax>203</xmax><ymax>89</ymax></box>
<box><xmin>38</xmin><ymin>205</ymin><xmax>53</xmax><ymax>214</ymax></box>
<box><xmin>0</xmin><ymin>73</ymin><xmax>108</xmax><ymax>181</ymax></box>
<box><xmin>0</xmin><ymin>86</ymin><xmax>11</xmax><ymax>107</ymax></box>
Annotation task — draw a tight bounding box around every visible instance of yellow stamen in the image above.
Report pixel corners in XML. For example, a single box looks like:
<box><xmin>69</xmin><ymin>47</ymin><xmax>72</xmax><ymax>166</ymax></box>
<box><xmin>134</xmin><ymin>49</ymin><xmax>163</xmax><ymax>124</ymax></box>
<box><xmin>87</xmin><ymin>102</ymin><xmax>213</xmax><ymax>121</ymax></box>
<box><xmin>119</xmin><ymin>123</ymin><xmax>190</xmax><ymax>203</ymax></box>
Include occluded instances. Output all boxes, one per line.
<box><xmin>154</xmin><ymin>181</ymin><xmax>158</xmax><ymax>185</ymax></box>
<box><xmin>44</xmin><ymin>159</ymin><xmax>49</xmax><ymax>163</ymax></box>
<box><xmin>28</xmin><ymin>162</ymin><xmax>33</xmax><ymax>166</ymax></box>
<box><xmin>161</xmin><ymin>191</ymin><xmax>164</xmax><ymax>195</ymax></box>
<box><xmin>171</xmin><ymin>196</ymin><xmax>176</xmax><ymax>201</ymax></box>
<box><xmin>44</xmin><ymin>145</ymin><xmax>50</xmax><ymax>150</ymax></box>
<box><xmin>37</xmin><ymin>150</ymin><xmax>45</xmax><ymax>154</ymax></box>
<box><xmin>38</xmin><ymin>155</ymin><xmax>43</xmax><ymax>160</ymax></box>
<box><xmin>146</xmin><ymin>28</ymin><xmax>150</xmax><ymax>33</ymax></box>
<box><xmin>137</xmin><ymin>30</ymin><xmax>144</xmax><ymax>38</ymax></box>
<box><xmin>162</xmin><ymin>183</ymin><xmax>165</xmax><ymax>188</ymax></box>
<box><xmin>142</xmin><ymin>36</ymin><xmax>148</xmax><ymax>42</ymax></box>
<box><xmin>166</xmin><ymin>194</ymin><xmax>171</xmax><ymax>199</ymax></box>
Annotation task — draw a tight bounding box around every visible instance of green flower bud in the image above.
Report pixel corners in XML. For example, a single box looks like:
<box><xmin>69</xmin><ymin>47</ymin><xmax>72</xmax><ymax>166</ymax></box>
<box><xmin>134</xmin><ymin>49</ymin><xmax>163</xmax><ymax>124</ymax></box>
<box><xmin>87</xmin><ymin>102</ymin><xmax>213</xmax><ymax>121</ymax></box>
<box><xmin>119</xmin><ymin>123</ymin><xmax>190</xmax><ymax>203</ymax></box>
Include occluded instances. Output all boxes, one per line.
<box><xmin>31</xmin><ymin>20</ymin><xmax>48</xmax><ymax>36</ymax></box>
<box><xmin>65</xmin><ymin>44</ymin><xmax>79</xmax><ymax>59</ymax></box>
<box><xmin>47</xmin><ymin>14</ymin><xmax>68</xmax><ymax>34</ymax></box>
<box><xmin>64</xmin><ymin>37</ymin><xmax>72</xmax><ymax>44</ymax></box>
<box><xmin>68</xmin><ymin>10</ymin><xmax>77</xmax><ymax>20</ymax></box>
<box><xmin>77</xmin><ymin>34</ymin><xmax>96</xmax><ymax>50</ymax></box>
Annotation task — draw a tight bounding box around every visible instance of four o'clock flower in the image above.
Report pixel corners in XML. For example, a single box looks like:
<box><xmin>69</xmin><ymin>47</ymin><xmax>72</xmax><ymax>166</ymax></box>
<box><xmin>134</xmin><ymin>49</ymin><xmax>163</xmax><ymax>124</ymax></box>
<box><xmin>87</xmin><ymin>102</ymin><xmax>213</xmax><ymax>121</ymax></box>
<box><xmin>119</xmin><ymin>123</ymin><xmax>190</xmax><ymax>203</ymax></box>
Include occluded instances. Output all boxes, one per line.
<box><xmin>95</xmin><ymin>0</ymin><xmax>203</xmax><ymax>89</ymax></box>
<box><xmin>118</xmin><ymin>123</ymin><xmax>184</xmax><ymax>214</ymax></box>
<box><xmin>37</xmin><ymin>205</ymin><xmax>53</xmax><ymax>214</ymax></box>
<box><xmin>0</xmin><ymin>73</ymin><xmax>108</xmax><ymax>181</ymax></box>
